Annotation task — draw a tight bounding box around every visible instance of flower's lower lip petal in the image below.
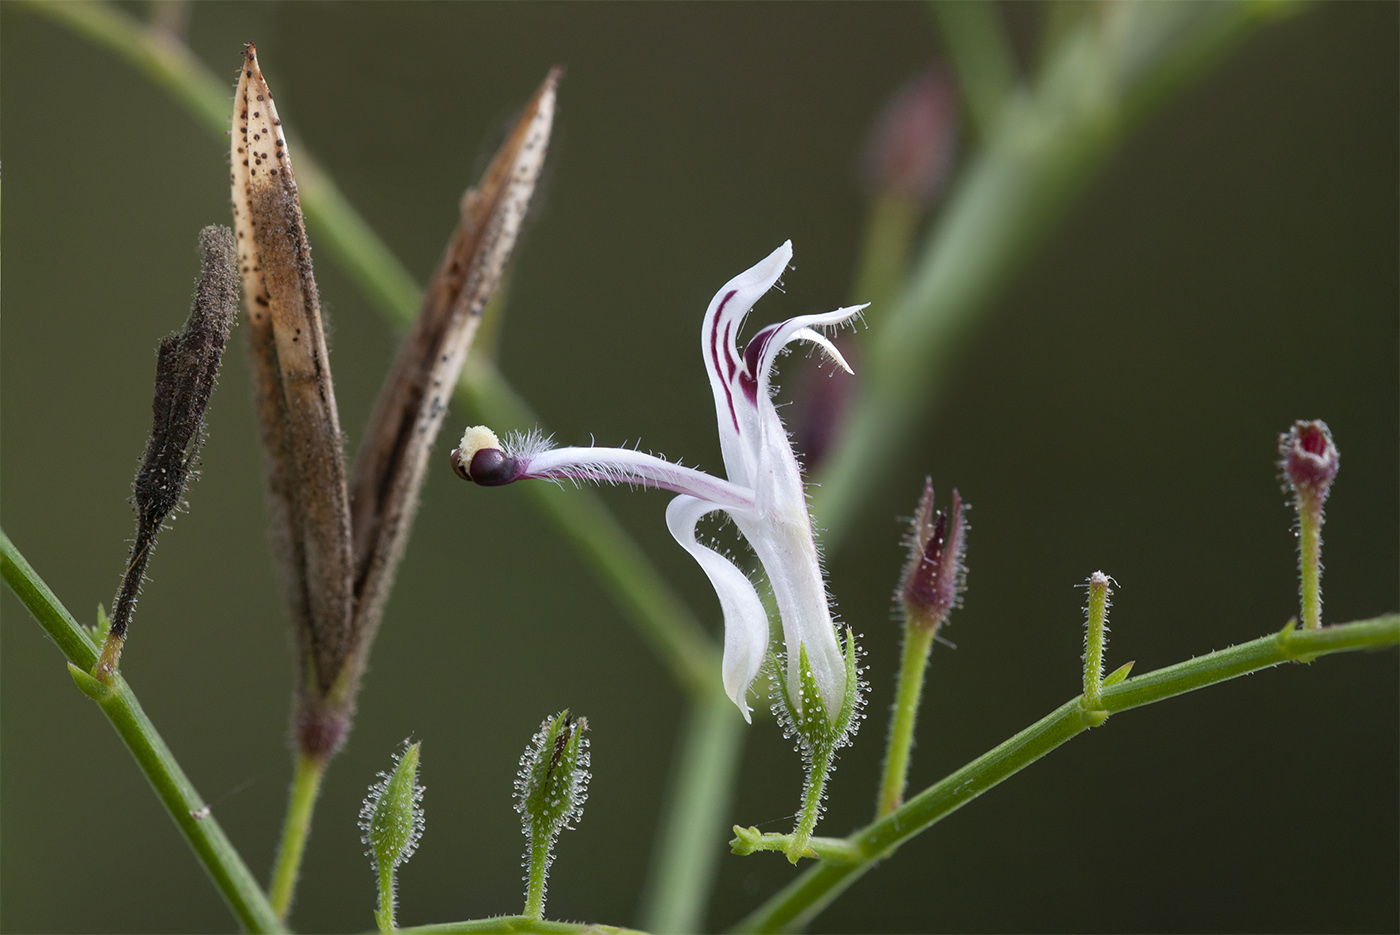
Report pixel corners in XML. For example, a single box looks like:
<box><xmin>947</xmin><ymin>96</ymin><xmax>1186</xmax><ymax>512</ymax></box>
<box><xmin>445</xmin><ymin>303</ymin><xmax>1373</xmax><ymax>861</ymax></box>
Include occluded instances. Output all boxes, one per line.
<box><xmin>666</xmin><ymin>495</ymin><xmax>769</xmax><ymax>722</ymax></box>
<box><xmin>521</xmin><ymin>446</ymin><xmax>756</xmax><ymax>511</ymax></box>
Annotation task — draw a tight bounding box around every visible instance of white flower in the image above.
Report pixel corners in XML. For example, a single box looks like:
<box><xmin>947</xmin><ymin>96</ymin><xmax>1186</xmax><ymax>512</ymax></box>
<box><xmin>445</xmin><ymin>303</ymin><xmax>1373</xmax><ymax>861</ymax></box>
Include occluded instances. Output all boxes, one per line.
<box><xmin>453</xmin><ymin>242</ymin><xmax>864</xmax><ymax>723</ymax></box>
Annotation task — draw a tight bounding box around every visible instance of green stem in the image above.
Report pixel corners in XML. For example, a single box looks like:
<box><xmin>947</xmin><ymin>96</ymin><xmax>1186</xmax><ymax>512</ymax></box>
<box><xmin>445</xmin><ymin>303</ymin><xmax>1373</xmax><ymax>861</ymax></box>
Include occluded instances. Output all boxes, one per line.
<box><xmin>732</xmin><ymin>613</ymin><xmax>1399</xmax><ymax>933</ymax></box>
<box><xmin>0</xmin><ymin>531</ymin><xmax>285</xmax><ymax>934</ymax></box>
<box><xmin>929</xmin><ymin>0</ymin><xmax>1018</xmax><ymax>141</ymax></box>
<box><xmin>268</xmin><ymin>750</ymin><xmax>328</xmax><ymax>921</ymax></box>
<box><xmin>731</xmin><ymin>830</ymin><xmax>861</xmax><ymax>865</ymax></box>
<box><xmin>376</xmin><ymin>864</ymin><xmax>397</xmax><ymax>932</ymax></box>
<box><xmin>523</xmin><ymin>836</ymin><xmax>551</xmax><ymax>920</ymax></box>
<box><xmin>786</xmin><ymin>744</ymin><xmax>833</xmax><ymax>864</ymax></box>
<box><xmin>638</xmin><ymin>689</ymin><xmax>746</xmax><ymax>934</ymax></box>
<box><xmin>398</xmin><ymin>917</ymin><xmax>645</xmax><ymax>934</ymax></box>
<box><xmin>28</xmin><ymin>0</ymin><xmax>719</xmax><ymax>697</ymax></box>
<box><xmin>875</xmin><ymin>624</ymin><xmax>936</xmax><ymax>818</ymax></box>
<box><xmin>851</xmin><ymin>195</ymin><xmax>923</xmax><ymax>324</ymax></box>
<box><xmin>1082</xmin><ymin>573</ymin><xmax>1111</xmax><ymax>709</ymax></box>
<box><xmin>813</xmin><ymin>0</ymin><xmax>1283</xmax><ymax>547</ymax></box>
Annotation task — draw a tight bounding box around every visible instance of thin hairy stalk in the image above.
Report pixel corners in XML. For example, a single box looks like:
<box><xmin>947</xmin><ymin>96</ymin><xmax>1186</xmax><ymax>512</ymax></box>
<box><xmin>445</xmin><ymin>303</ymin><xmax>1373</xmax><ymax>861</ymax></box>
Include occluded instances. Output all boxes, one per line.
<box><xmin>732</xmin><ymin>614</ymin><xmax>1400</xmax><ymax>933</ymax></box>
<box><xmin>875</xmin><ymin>624</ymin><xmax>936</xmax><ymax>817</ymax></box>
<box><xmin>0</xmin><ymin>531</ymin><xmax>285</xmax><ymax>934</ymax></box>
<box><xmin>523</xmin><ymin>834</ymin><xmax>551</xmax><ymax>920</ymax></box>
<box><xmin>29</xmin><ymin>0</ymin><xmax>717</xmax><ymax>696</ymax></box>
<box><xmin>638</xmin><ymin>689</ymin><xmax>746</xmax><ymax>934</ymax></box>
<box><xmin>268</xmin><ymin>751</ymin><xmax>328</xmax><ymax>921</ymax></box>
<box><xmin>814</xmin><ymin>1</ymin><xmax>1291</xmax><ymax>545</ymax></box>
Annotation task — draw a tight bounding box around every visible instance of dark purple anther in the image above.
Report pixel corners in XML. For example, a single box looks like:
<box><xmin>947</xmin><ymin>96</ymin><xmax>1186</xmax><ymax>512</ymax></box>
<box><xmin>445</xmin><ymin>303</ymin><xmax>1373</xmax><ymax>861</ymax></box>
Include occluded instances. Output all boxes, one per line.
<box><xmin>451</xmin><ymin>444</ymin><xmax>519</xmax><ymax>486</ymax></box>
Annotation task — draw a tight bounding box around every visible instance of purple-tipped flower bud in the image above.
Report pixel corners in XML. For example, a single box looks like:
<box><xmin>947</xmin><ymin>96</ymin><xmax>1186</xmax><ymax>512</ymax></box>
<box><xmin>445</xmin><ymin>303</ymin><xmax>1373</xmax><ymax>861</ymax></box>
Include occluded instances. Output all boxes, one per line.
<box><xmin>860</xmin><ymin>66</ymin><xmax>960</xmax><ymax>206</ymax></box>
<box><xmin>899</xmin><ymin>479</ymin><xmax>968</xmax><ymax>630</ymax></box>
<box><xmin>1279</xmin><ymin>420</ymin><xmax>1339</xmax><ymax>630</ymax></box>
<box><xmin>1280</xmin><ymin>420</ymin><xmax>1339</xmax><ymax>499</ymax></box>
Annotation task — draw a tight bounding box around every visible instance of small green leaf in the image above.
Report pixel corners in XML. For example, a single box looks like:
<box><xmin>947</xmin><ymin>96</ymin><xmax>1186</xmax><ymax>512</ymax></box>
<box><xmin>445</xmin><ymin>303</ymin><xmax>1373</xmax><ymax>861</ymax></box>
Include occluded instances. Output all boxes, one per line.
<box><xmin>1102</xmin><ymin>660</ymin><xmax>1135</xmax><ymax>687</ymax></box>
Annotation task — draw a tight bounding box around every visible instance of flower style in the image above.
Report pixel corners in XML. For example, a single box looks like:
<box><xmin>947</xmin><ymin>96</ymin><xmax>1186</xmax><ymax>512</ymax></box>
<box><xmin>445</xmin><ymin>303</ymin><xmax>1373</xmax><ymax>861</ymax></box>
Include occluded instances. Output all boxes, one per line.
<box><xmin>452</xmin><ymin>242</ymin><xmax>865</xmax><ymax>723</ymax></box>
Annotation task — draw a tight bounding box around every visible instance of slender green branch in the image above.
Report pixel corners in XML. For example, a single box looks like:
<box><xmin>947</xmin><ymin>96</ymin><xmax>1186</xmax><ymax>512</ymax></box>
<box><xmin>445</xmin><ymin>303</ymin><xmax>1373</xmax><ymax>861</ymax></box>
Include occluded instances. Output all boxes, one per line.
<box><xmin>28</xmin><ymin>0</ymin><xmax>718</xmax><ymax>696</ymax></box>
<box><xmin>730</xmin><ymin>829</ymin><xmax>861</xmax><ymax>865</ymax></box>
<box><xmin>814</xmin><ymin>0</ymin><xmax>1282</xmax><ymax>547</ymax></box>
<box><xmin>875</xmin><ymin>624</ymin><xmax>936</xmax><ymax>817</ymax></box>
<box><xmin>397</xmin><ymin>917</ymin><xmax>645</xmax><ymax>935</ymax></box>
<box><xmin>0</xmin><ymin>531</ymin><xmax>285</xmax><ymax>934</ymax></box>
<box><xmin>929</xmin><ymin>0</ymin><xmax>1018</xmax><ymax>140</ymax></box>
<box><xmin>732</xmin><ymin>613</ymin><xmax>1399</xmax><ymax>933</ymax></box>
<box><xmin>268</xmin><ymin>750</ymin><xmax>329</xmax><ymax>921</ymax></box>
<box><xmin>638</xmin><ymin>688</ymin><xmax>747</xmax><ymax>934</ymax></box>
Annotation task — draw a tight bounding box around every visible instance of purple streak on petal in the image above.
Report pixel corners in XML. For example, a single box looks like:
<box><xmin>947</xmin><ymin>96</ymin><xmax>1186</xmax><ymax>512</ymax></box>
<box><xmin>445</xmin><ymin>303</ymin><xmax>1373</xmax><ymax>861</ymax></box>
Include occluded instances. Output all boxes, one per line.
<box><xmin>710</xmin><ymin>289</ymin><xmax>740</xmax><ymax>432</ymax></box>
<box><xmin>739</xmin><ymin>325</ymin><xmax>781</xmax><ymax>404</ymax></box>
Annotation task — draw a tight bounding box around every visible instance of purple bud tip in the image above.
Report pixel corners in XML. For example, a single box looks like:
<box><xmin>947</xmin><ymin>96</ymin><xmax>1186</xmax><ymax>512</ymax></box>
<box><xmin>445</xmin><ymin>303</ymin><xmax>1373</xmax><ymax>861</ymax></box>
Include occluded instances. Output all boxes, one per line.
<box><xmin>860</xmin><ymin>66</ymin><xmax>960</xmax><ymax>205</ymax></box>
<box><xmin>899</xmin><ymin>478</ymin><xmax>969</xmax><ymax>629</ymax></box>
<box><xmin>1280</xmin><ymin>419</ymin><xmax>1339</xmax><ymax>498</ymax></box>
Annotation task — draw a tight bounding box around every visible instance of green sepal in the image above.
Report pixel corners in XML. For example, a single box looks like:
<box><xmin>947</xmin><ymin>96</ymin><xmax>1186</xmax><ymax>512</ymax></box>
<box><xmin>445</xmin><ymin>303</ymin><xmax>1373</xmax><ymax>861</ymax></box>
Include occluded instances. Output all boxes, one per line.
<box><xmin>730</xmin><ymin>825</ymin><xmax>764</xmax><ymax>856</ymax></box>
<box><xmin>1102</xmin><ymin>660</ymin><xmax>1135</xmax><ymax>687</ymax></box>
<box><xmin>68</xmin><ymin>662</ymin><xmax>111</xmax><ymax>702</ymax></box>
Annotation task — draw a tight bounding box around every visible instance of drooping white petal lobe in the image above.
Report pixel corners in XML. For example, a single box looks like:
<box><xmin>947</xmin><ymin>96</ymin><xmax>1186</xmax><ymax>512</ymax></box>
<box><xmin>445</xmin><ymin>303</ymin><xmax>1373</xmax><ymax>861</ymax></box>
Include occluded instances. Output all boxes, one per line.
<box><xmin>666</xmin><ymin>496</ymin><xmax>769</xmax><ymax>722</ymax></box>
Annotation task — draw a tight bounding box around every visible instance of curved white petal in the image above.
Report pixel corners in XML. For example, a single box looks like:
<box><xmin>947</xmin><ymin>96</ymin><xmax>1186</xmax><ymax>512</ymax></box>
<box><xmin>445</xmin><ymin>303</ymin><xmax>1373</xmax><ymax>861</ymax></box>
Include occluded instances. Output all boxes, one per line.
<box><xmin>753</xmin><ymin>304</ymin><xmax>867</xmax><ymax>400</ymax></box>
<box><xmin>520</xmin><ymin>446</ymin><xmax>755</xmax><ymax>511</ymax></box>
<box><xmin>666</xmin><ymin>495</ymin><xmax>769</xmax><ymax>722</ymax></box>
<box><xmin>789</xmin><ymin>327</ymin><xmax>854</xmax><ymax>374</ymax></box>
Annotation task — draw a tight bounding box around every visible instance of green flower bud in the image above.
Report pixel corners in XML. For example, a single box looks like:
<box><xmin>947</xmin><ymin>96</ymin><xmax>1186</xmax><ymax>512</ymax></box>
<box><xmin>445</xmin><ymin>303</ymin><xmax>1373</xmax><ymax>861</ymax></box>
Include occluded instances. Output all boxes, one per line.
<box><xmin>359</xmin><ymin>741</ymin><xmax>424</xmax><ymax>931</ymax></box>
<box><xmin>516</xmin><ymin>711</ymin><xmax>589</xmax><ymax>919</ymax></box>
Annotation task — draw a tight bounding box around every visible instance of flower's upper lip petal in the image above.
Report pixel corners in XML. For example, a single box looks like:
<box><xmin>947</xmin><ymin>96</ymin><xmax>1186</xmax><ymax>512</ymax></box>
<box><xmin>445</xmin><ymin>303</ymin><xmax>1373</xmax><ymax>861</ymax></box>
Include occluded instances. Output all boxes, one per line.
<box><xmin>749</xmin><ymin>304</ymin><xmax>867</xmax><ymax>400</ymax></box>
<box><xmin>519</xmin><ymin>445</ymin><xmax>757</xmax><ymax>512</ymax></box>
<box><xmin>666</xmin><ymin>495</ymin><xmax>769</xmax><ymax>722</ymax></box>
<box><xmin>702</xmin><ymin>242</ymin><xmax>793</xmax><ymax>437</ymax></box>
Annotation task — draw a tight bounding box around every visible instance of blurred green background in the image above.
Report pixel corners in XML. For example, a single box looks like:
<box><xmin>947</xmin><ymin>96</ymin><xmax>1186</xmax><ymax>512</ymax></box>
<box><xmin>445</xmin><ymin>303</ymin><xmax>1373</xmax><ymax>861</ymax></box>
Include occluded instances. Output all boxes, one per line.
<box><xmin>2</xmin><ymin>3</ymin><xmax>1395</xmax><ymax>932</ymax></box>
